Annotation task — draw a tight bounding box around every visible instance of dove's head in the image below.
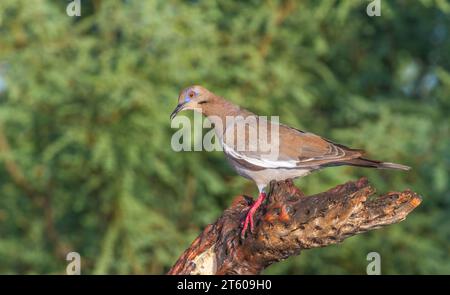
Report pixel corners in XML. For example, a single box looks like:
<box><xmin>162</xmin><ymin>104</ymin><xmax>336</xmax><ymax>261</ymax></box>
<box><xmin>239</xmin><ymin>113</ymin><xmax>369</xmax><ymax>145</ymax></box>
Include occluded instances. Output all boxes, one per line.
<box><xmin>170</xmin><ymin>85</ymin><xmax>214</xmax><ymax>120</ymax></box>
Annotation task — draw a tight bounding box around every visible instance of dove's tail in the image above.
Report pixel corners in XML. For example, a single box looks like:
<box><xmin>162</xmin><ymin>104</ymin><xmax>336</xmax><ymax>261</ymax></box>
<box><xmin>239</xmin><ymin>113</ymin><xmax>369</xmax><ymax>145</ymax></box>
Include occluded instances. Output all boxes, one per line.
<box><xmin>344</xmin><ymin>157</ymin><xmax>411</xmax><ymax>171</ymax></box>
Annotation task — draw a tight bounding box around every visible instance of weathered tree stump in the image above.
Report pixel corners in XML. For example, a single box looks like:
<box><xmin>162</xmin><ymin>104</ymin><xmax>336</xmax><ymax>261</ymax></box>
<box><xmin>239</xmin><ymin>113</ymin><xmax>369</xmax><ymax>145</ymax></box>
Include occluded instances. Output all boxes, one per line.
<box><xmin>168</xmin><ymin>177</ymin><xmax>421</xmax><ymax>275</ymax></box>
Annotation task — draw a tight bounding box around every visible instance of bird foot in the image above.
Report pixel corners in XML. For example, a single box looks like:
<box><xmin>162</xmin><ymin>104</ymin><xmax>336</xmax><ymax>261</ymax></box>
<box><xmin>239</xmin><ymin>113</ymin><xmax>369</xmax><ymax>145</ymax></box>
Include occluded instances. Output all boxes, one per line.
<box><xmin>240</xmin><ymin>192</ymin><xmax>266</xmax><ymax>239</ymax></box>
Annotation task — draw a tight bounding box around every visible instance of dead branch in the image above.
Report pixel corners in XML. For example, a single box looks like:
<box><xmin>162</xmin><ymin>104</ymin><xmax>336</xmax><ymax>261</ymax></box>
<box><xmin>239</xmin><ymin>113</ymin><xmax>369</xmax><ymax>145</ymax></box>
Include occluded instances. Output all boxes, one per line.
<box><xmin>168</xmin><ymin>177</ymin><xmax>421</xmax><ymax>275</ymax></box>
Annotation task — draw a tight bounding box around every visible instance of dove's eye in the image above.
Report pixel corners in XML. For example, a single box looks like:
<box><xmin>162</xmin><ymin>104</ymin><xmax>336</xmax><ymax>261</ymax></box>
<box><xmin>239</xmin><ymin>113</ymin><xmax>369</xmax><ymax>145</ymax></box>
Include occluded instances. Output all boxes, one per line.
<box><xmin>188</xmin><ymin>91</ymin><xmax>195</xmax><ymax>98</ymax></box>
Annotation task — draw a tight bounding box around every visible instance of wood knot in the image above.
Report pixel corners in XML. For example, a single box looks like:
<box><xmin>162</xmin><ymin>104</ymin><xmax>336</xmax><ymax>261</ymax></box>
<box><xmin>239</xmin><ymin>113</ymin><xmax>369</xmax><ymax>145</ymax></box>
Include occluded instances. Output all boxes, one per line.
<box><xmin>231</xmin><ymin>195</ymin><xmax>253</xmax><ymax>208</ymax></box>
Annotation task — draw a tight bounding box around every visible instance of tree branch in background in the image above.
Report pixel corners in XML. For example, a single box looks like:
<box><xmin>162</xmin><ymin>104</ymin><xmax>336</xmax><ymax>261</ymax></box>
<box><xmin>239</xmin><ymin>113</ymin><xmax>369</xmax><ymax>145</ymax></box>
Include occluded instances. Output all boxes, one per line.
<box><xmin>0</xmin><ymin>124</ymin><xmax>68</xmax><ymax>258</ymax></box>
<box><xmin>259</xmin><ymin>0</ymin><xmax>296</xmax><ymax>58</ymax></box>
<box><xmin>168</xmin><ymin>177</ymin><xmax>421</xmax><ymax>275</ymax></box>
<box><xmin>0</xmin><ymin>125</ymin><xmax>37</xmax><ymax>198</ymax></box>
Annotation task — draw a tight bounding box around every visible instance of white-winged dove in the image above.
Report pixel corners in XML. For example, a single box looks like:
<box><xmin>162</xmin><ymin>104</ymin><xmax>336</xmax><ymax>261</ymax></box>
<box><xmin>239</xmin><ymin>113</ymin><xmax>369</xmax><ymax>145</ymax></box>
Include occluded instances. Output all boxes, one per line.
<box><xmin>170</xmin><ymin>85</ymin><xmax>410</xmax><ymax>238</ymax></box>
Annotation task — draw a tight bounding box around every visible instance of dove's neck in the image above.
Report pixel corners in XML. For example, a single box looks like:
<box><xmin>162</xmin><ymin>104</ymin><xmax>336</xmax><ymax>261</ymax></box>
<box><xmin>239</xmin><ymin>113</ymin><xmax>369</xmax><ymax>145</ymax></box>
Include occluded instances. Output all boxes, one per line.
<box><xmin>200</xmin><ymin>96</ymin><xmax>253</xmax><ymax>135</ymax></box>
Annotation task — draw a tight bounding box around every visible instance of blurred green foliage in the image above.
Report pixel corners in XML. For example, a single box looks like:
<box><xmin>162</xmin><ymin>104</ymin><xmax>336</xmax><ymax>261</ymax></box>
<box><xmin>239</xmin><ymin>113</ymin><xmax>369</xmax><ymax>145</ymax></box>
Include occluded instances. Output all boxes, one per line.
<box><xmin>0</xmin><ymin>0</ymin><xmax>449</xmax><ymax>274</ymax></box>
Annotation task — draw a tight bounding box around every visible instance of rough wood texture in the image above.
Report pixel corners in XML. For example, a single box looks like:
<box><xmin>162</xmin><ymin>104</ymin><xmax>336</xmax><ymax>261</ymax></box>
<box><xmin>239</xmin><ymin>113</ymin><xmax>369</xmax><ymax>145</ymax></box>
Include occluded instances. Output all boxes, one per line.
<box><xmin>168</xmin><ymin>177</ymin><xmax>421</xmax><ymax>275</ymax></box>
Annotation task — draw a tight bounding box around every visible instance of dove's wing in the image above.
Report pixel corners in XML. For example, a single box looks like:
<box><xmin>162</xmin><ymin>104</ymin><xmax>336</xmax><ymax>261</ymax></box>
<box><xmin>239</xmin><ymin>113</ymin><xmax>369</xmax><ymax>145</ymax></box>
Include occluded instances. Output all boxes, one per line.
<box><xmin>221</xmin><ymin>117</ymin><xmax>363</xmax><ymax>169</ymax></box>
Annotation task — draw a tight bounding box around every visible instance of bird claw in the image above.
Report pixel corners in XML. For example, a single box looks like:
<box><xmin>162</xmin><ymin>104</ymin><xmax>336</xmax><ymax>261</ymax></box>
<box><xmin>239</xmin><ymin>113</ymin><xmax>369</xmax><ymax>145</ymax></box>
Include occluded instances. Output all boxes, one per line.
<box><xmin>240</xmin><ymin>192</ymin><xmax>266</xmax><ymax>239</ymax></box>
<box><xmin>240</xmin><ymin>212</ymin><xmax>254</xmax><ymax>238</ymax></box>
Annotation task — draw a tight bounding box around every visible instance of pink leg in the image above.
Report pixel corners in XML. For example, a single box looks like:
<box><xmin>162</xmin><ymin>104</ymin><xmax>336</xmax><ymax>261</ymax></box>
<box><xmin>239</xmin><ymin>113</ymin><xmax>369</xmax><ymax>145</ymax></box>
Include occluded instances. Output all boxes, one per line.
<box><xmin>241</xmin><ymin>192</ymin><xmax>266</xmax><ymax>238</ymax></box>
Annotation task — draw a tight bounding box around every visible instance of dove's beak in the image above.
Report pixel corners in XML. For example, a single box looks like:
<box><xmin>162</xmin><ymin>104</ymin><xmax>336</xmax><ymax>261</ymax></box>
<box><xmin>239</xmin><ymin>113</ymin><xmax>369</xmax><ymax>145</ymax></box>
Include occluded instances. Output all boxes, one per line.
<box><xmin>170</xmin><ymin>102</ymin><xmax>187</xmax><ymax>121</ymax></box>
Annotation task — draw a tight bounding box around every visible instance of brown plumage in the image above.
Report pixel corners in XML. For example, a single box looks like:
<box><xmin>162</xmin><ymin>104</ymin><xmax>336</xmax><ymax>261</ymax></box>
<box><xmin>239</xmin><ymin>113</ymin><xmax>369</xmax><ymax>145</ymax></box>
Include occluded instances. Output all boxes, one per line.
<box><xmin>170</xmin><ymin>85</ymin><xmax>410</xmax><ymax>237</ymax></box>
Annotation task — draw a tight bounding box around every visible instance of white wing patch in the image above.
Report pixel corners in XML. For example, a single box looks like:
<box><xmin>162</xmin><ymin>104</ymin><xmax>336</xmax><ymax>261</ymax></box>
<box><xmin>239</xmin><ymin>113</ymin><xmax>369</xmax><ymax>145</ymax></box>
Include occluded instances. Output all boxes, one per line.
<box><xmin>222</xmin><ymin>141</ymin><xmax>348</xmax><ymax>169</ymax></box>
<box><xmin>222</xmin><ymin>142</ymin><xmax>299</xmax><ymax>169</ymax></box>
<box><xmin>220</xmin><ymin>118</ymin><xmax>350</xmax><ymax>169</ymax></box>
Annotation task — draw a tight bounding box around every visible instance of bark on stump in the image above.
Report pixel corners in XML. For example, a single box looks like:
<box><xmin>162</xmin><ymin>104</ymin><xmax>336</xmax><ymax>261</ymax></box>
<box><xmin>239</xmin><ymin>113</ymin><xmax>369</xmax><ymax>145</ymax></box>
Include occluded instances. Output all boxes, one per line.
<box><xmin>168</xmin><ymin>177</ymin><xmax>421</xmax><ymax>275</ymax></box>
